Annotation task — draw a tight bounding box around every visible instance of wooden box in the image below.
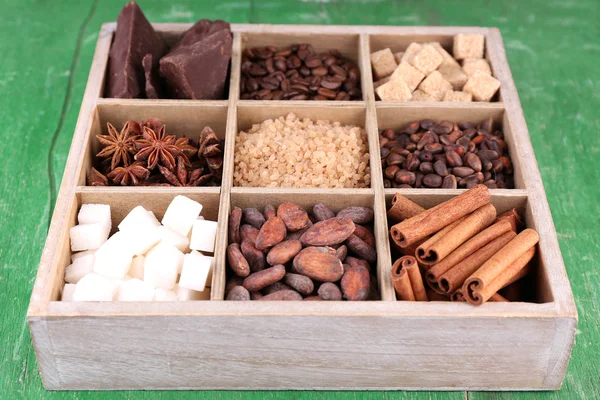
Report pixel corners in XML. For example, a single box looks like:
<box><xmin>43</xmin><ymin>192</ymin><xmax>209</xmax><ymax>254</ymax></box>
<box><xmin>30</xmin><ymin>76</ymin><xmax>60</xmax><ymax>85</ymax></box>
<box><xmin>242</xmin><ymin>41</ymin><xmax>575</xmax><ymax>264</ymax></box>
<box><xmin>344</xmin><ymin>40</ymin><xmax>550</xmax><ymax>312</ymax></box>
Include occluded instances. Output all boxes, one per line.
<box><xmin>27</xmin><ymin>23</ymin><xmax>577</xmax><ymax>391</ymax></box>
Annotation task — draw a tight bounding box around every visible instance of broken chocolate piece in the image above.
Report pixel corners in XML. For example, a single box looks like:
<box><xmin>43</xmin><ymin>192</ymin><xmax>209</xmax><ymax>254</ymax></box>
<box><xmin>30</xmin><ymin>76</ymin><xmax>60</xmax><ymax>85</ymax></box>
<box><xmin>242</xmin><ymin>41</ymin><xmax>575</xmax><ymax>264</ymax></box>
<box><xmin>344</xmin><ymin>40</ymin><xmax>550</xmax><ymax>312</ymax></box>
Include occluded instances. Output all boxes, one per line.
<box><xmin>106</xmin><ymin>2</ymin><xmax>167</xmax><ymax>98</ymax></box>
<box><xmin>174</xmin><ymin>19</ymin><xmax>231</xmax><ymax>50</ymax></box>
<box><xmin>159</xmin><ymin>29</ymin><xmax>232</xmax><ymax>100</ymax></box>
<box><xmin>142</xmin><ymin>54</ymin><xmax>163</xmax><ymax>99</ymax></box>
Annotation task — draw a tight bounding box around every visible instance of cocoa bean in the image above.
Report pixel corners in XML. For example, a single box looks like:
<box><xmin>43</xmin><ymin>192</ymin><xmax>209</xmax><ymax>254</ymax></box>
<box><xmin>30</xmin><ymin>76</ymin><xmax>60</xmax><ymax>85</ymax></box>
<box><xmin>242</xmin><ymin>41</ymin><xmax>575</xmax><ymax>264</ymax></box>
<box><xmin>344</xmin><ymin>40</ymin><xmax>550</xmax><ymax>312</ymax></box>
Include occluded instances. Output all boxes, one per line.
<box><xmin>304</xmin><ymin>296</ymin><xmax>322</xmax><ymax>301</ymax></box>
<box><xmin>336</xmin><ymin>206</ymin><xmax>374</xmax><ymax>224</ymax></box>
<box><xmin>293</xmin><ymin>251</ymin><xmax>344</xmax><ymax>282</ymax></box>
<box><xmin>264</xmin><ymin>204</ymin><xmax>276</xmax><ymax>219</ymax></box>
<box><xmin>243</xmin><ymin>208</ymin><xmax>266</xmax><ymax>229</ymax></box>
<box><xmin>226</xmin><ymin>286</ymin><xmax>250</xmax><ymax>301</ymax></box>
<box><xmin>284</xmin><ymin>273</ymin><xmax>314</xmax><ymax>295</ymax></box>
<box><xmin>259</xmin><ymin>290</ymin><xmax>303</xmax><ymax>301</ymax></box>
<box><xmin>243</xmin><ymin>264</ymin><xmax>286</xmax><ymax>292</ymax></box>
<box><xmin>313</xmin><ymin>203</ymin><xmax>335</xmax><ymax>221</ymax></box>
<box><xmin>277</xmin><ymin>202</ymin><xmax>310</xmax><ymax>231</ymax></box>
<box><xmin>341</xmin><ymin>265</ymin><xmax>370</xmax><ymax>301</ymax></box>
<box><xmin>442</xmin><ymin>174</ymin><xmax>457</xmax><ymax>189</ymax></box>
<box><xmin>227</xmin><ymin>243</ymin><xmax>250</xmax><ymax>277</ymax></box>
<box><xmin>299</xmin><ymin>217</ymin><xmax>355</xmax><ymax>246</ymax></box>
<box><xmin>241</xmin><ymin>240</ymin><xmax>266</xmax><ymax>272</ymax></box>
<box><xmin>263</xmin><ymin>281</ymin><xmax>292</xmax><ymax>294</ymax></box>
<box><xmin>352</xmin><ymin>225</ymin><xmax>375</xmax><ymax>248</ymax></box>
<box><xmin>266</xmin><ymin>239</ymin><xmax>302</xmax><ymax>265</ymax></box>
<box><xmin>225</xmin><ymin>276</ymin><xmax>244</xmax><ymax>295</ymax></box>
<box><xmin>240</xmin><ymin>224</ymin><xmax>259</xmax><ymax>244</ymax></box>
<box><xmin>318</xmin><ymin>282</ymin><xmax>343</xmax><ymax>300</ymax></box>
<box><xmin>335</xmin><ymin>244</ymin><xmax>348</xmax><ymax>262</ymax></box>
<box><xmin>250</xmin><ymin>291</ymin><xmax>264</xmax><ymax>300</ymax></box>
<box><xmin>423</xmin><ymin>174</ymin><xmax>442</xmax><ymax>188</ymax></box>
<box><xmin>453</xmin><ymin>166</ymin><xmax>475</xmax><ymax>178</ymax></box>
<box><xmin>255</xmin><ymin>216</ymin><xmax>287</xmax><ymax>250</ymax></box>
<box><xmin>345</xmin><ymin>234</ymin><xmax>377</xmax><ymax>262</ymax></box>
<box><xmin>344</xmin><ymin>256</ymin><xmax>371</xmax><ymax>272</ymax></box>
<box><xmin>433</xmin><ymin>160</ymin><xmax>449</xmax><ymax>176</ymax></box>
<box><xmin>228</xmin><ymin>207</ymin><xmax>242</xmax><ymax>244</ymax></box>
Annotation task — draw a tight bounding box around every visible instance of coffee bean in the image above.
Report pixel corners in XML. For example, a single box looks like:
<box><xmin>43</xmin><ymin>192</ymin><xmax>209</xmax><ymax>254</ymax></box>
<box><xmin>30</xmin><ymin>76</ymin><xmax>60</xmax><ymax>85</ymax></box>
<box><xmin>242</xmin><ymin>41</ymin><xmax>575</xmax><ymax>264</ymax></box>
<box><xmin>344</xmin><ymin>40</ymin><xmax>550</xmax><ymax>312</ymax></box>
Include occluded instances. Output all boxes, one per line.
<box><xmin>423</xmin><ymin>174</ymin><xmax>443</xmax><ymax>188</ymax></box>
<box><xmin>321</xmin><ymin>77</ymin><xmax>342</xmax><ymax>90</ymax></box>
<box><xmin>312</xmin><ymin>66</ymin><xmax>329</xmax><ymax>76</ymax></box>
<box><xmin>317</xmin><ymin>87</ymin><xmax>337</xmax><ymax>99</ymax></box>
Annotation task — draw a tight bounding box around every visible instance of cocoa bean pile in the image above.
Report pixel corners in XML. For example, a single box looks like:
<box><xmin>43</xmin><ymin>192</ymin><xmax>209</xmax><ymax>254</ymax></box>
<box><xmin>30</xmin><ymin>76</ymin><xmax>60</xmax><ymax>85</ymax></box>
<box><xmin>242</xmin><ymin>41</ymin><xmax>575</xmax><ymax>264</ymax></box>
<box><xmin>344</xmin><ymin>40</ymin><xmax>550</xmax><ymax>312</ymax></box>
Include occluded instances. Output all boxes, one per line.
<box><xmin>240</xmin><ymin>44</ymin><xmax>362</xmax><ymax>101</ymax></box>
<box><xmin>380</xmin><ymin>118</ymin><xmax>514</xmax><ymax>189</ymax></box>
<box><xmin>226</xmin><ymin>202</ymin><xmax>379</xmax><ymax>301</ymax></box>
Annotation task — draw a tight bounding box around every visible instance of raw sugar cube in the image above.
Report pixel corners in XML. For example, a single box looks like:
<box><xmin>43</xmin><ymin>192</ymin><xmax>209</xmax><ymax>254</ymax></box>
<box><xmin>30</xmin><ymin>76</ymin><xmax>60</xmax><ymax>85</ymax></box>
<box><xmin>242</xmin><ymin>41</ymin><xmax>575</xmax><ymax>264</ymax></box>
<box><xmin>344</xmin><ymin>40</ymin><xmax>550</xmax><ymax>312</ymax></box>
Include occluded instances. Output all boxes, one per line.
<box><xmin>411</xmin><ymin>89</ymin><xmax>434</xmax><ymax>101</ymax></box>
<box><xmin>370</xmin><ymin>48</ymin><xmax>397</xmax><ymax>80</ymax></box>
<box><xmin>373</xmin><ymin>76</ymin><xmax>390</xmax><ymax>90</ymax></box>
<box><xmin>69</xmin><ymin>223</ymin><xmax>110</xmax><ymax>251</ymax></box>
<box><xmin>64</xmin><ymin>253</ymin><xmax>95</xmax><ymax>284</ymax></box>
<box><xmin>443</xmin><ymin>91</ymin><xmax>473</xmax><ymax>102</ymax></box>
<box><xmin>71</xmin><ymin>249</ymin><xmax>95</xmax><ymax>262</ymax></box>
<box><xmin>154</xmin><ymin>288</ymin><xmax>178</xmax><ymax>301</ymax></box>
<box><xmin>375</xmin><ymin>79</ymin><xmax>412</xmax><ymax>102</ymax></box>
<box><xmin>400</xmin><ymin>42</ymin><xmax>422</xmax><ymax>63</ymax></box>
<box><xmin>61</xmin><ymin>284</ymin><xmax>76</xmax><ymax>302</ymax></box>
<box><xmin>119</xmin><ymin>206</ymin><xmax>160</xmax><ymax>232</ymax></box>
<box><xmin>157</xmin><ymin>226</ymin><xmax>190</xmax><ymax>252</ymax></box>
<box><xmin>189</xmin><ymin>219</ymin><xmax>219</xmax><ymax>252</ymax></box>
<box><xmin>176</xmin><ymin>285</ymin><xmax>211</xmax><ymax>301</ymax></box>
<box><xmin>116</xmin><ymin>278</ymin><xmax>155</xmax><ymax>301</ymax></box>
<box><xmin>438</xmin><ymin>65</ymin><xmax>468</xmax><ymax>91</ymax></box>
<box><xmin>73</xmin><ymin>273</ymin><xmax>117</xmax><ymax>301</ymax></box>
<box><xmin>143</xmin><ymin>242</ymin><xmax>183</xmax><ymax>289</ymax></box>
<box><xmin>393</xmin><ymin>52</ymin><xmax>404</xmax><ymax>64</ymax></box>
<box><xmin>128</xmin><ymin>255</ymin><xmax>145</xmax><ymax>280</ymax></box>
<box><xmin>78</xmin><ymin>204</ymin><xmax>111</xmax><ymax>231</ymax></box>
<box><xmin>179</xmin><ymin>251</ymin><xmax>212</xmax><ymax>292</ymax></box>
<box><xmin>161</xmin><ymin>195</ymin><xmax>203</xmax><ymax>236</ymax></box>
<box><xmin>462</xmin><ymin>58</ymin><xmax>492</xmax><ymax>77</ymax></box>
<box><xmin>390</xmin><ymin>61</ymin><xmax>425</xmax><ymax>92</ymax></box>
<box><xmin>428</xmin><ymin>42</ymin><xmax>459</xmax><ymax>67</ymax></box>
<box><xmin>93</xmin><ymin>231</ymin><xmax>134</xmax><ymax>280</ymax></box>
<box><xmin>409</xmin><ymin>44</ymin><xmax>443</xmax><ymax>75</ymax></box>
<box><xmin>418</xmin><ymin>71</ymin><xmax>453</xmax><ymax>101</ymax></box>
<box><xmin>463</xmin><ymin>72</ymin><xmax>501</xmax><ymax>102</ymax></box>
<box><xmin>453</xmin><ymin>33</ymin><xmax>485</xmax><ymax>60</ymax></box>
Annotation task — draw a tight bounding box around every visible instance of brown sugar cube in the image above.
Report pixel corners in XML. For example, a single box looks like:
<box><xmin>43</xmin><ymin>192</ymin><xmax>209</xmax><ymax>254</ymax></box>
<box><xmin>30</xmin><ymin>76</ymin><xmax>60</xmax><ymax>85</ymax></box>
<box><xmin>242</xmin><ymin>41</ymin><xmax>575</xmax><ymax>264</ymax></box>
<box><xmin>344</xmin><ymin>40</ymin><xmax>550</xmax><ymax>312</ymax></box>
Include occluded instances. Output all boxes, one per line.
<box><xmin>418</xmin><ymin>70</ymin><xmax>453</xmax><ymax>101</ymax></box>
<box><xmin>376</xmin><ymin>79</ymin><xmax>412</xmax><ymax>102</ymax></box>
<box><xmin>462</xmin><ymin>58</ymin><xmax>492</xmax><ymax>77</ymax></box>
<box><xmin>438</xmin><ymin>65</ymin><xmax>468</xmax><ymax>90</ymax></box>
<box><xmin>463</xmin><ymin>71</ymin><xmax>501</xmax><ymax>101</ymax></box>
<box><xmin>400</xmin><ymin>42</ymin><xmax>423</xmax><ymax>63</ymax></box>
<box><xmin>428</xmin><ymin>42</ymin><xmax>460</xmax><ymax>67</ymax></box>
<box><xmin>409</xmin><ymin>44</ymin><xmax>443</xmax><ymax>75</ymax></box>
<box><xmin>393</xmin><ymin>52</ymin><xmax>404</xmax><ymax>64</ymax></box>
<box><xmin>453</xmin><ymin>33</ymin><xmax>485</xmax><ymax>60</ymax></box>
<box><xmin>370</xmin><ymin>48</ymin><xmax>398</xmax><ymax>80</ymax></box>
<box><xmin>411</xmin><ymin>89</ymin><xmax>435</xmax><ymax>101</ymax></box>
<box><xmin>373</xmin><ymin>76</ymin><xmax>391</xmax><ymax>90</ymax></box>
<box><xmin>390</xmin><ymin>61</ymin><xmax>425</xmax><ymax>92</ymax></box>
<box><xmin>443</xmin><ymin>91</ymin><xmax>473</xmax><ymax>102</ymax></box>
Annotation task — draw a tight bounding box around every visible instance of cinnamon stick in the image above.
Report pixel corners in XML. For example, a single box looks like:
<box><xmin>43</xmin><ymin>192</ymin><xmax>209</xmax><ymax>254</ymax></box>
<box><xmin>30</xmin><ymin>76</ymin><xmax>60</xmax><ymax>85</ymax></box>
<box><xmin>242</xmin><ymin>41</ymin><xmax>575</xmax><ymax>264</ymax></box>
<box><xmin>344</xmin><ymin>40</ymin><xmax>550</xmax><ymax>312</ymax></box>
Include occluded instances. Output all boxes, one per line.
<box><xmin>495</xmin><ymin>208</ymin><xmax>524</xmax><ymax>232</ymax></box>
<box><xmin>387</xmin><ymin>192</ymin><xmax>425</xmax><ymax>223</ymax></box>
<box><xmin>450</xmin><ymin>289</ymin><xmax>465</xmax><ymax>302</ymax></box>
<box><xmin>416</xmin><ymin>203</ymin><xmax>497</xmax><ymax>266</ymax></box>
<box><xmin>426</xmin><ymin>288</ymin><xmax>450</xmax><ymax>302</ymax></box>
<box><xmin>390</xmin><ymin>185</ymin><xmax>490</xmax><ymax>248</ymax></box>
<box><xmin>452</xmin><ymin>289</ymin><xmax>508</xmax><ymax>302</ymax></box>
<box><xmin>391</xmin><ymin>256</ymin><xmax>428</xmax><ymax>301</ymax></box>
<box><xmin>425</xmin><ymin>221</ymin><xmax>515</xmax><ymax>293</ymax></box>
<box><xmin>489</xmin><ymin>293</ymin><xmax>509</xmax><ymax>302</ymax></box>
<box><xmin>463</xmin><ymin>229</ymin><xmax>539</xmax><ymax>306</ymax></box>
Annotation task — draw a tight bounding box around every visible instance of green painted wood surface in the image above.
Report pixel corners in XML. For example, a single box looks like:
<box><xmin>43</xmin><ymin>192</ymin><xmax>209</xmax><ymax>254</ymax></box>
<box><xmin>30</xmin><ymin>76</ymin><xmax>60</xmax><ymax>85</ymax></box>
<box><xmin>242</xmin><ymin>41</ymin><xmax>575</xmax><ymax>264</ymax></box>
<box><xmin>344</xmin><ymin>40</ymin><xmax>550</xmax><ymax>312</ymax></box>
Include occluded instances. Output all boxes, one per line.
<box><xmin>1</xmin><ymin>0</ymin><xmax>598</xmax><ymax>398</ymax></box>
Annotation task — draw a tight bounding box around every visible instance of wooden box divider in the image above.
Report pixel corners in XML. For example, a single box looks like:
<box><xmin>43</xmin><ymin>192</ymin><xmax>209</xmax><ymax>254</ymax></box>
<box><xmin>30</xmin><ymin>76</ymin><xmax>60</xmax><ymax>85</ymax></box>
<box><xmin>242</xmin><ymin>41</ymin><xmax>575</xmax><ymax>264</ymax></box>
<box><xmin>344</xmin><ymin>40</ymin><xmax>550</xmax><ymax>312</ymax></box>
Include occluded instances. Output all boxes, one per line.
<box><xmin>27</xmin><ymin>23</ymin><xmax>577</xmax><ymax>391</ymax></box>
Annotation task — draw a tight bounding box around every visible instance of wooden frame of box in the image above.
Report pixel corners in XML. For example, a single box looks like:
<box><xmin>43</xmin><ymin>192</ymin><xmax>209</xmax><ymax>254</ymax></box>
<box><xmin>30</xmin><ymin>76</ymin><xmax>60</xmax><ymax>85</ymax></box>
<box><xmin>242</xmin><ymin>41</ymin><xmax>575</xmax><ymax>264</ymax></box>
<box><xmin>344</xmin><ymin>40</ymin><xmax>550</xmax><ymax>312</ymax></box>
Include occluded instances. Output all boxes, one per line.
<box><xmin>27</xmin><ymin>23</ymin><xmax>577</xmax><ymax>391</ymax></box>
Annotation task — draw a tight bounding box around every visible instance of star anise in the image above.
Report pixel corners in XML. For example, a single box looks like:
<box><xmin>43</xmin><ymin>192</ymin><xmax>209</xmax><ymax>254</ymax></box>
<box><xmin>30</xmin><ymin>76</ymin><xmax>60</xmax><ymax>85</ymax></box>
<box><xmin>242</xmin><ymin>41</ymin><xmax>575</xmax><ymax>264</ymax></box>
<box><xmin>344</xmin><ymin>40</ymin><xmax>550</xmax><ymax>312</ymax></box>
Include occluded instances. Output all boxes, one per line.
<box><xmin>107</xmin><ymin>162</ymin><xmax>150</xmax><ymax>186</ymax></box>
<box><xmin>96</xmin><ymin>121</ymin><xmax>140</xmax><ymax>170</ymax></box>
<box><xmin>175</xmin><ymin>137</ymin><xmax>197</xmax><ymax>167</ymax></box>
<box><xmin>198</xmin><ymin>126</ymin><xmax>221</xmax><ymax>159</ymax></box>
<box><xmin>158</xmin><ymin>156</ymin><xmax>213</xmax><ymax>187</ymax></box>
<box><xmin>134</xmin><ymin>125</ymin><xmax>181</xmax><ymax>170</ymax></box>
<box><xmin>87</xmin><ymin>167</ymin><xmax>108</xmax><ymax>186</ymax></box>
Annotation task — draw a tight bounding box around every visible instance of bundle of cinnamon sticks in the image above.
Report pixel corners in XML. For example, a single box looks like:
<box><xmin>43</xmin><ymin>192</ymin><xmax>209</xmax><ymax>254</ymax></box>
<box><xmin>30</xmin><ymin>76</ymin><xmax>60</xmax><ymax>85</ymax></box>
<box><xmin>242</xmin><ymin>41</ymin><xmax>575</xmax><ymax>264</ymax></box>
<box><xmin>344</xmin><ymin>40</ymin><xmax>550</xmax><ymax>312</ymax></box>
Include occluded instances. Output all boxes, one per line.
<box><xmin>388</xmin><ymin>185</ymin><xmax>538</xmax><ymax>306</ymax></box>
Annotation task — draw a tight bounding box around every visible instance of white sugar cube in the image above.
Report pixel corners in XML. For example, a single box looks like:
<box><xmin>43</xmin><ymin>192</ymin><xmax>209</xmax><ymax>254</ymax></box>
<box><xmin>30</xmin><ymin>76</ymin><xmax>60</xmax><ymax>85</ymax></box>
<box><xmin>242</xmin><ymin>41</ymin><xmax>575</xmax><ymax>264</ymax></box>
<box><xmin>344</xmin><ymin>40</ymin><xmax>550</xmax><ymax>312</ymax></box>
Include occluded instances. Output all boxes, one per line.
<box><xmin>78</xmin><ymin>204</ymin><xmax>111</xmax><ymax>230</ymax></box>
<box><xmin>143</xmin><ymin>242</ymin><xmax>183</xmax><ymax>289</ymax></box>
<box><xmin>128</xmin><ymin>255</ymin><xmax>145</xmax><ymax>280</ymax></box>
<box><xmin>189</xmin><ymin>220</ymin><xmax>218</xmax><ymax>253</ymax></box>
<box><xmin>69</xmin><ymin>223</ymin><xmax>110</xmax><ymax>251</ymax></box>
<box><xmin>64</xmin><ymin>254</ymin><xmax>95</xmax><ymax>284</ymax></box>
<box><xmin>147</xmin><ymin>211</ymin><xmax>161</xmax><ymax>226</ymax></box>
<box><xmin>116</xmin><ymin>278</ymin><xmax>155</xmax><ymax>301</ymax></box>
<box><xmin>157</xmin><ymin>226</ymin><xmax>190</xmax><ymax>253</ymax></box>
<box><xmin>73</xmin><ymin>273</ymin><xmax>117</xmax><ymax>301</ymax></box>
<box><xmin>71</xmin><ymin>249</ymin><xmax>95</xmax><ymax>262</ymax></box>
<box><xmin>197</xmin><ymin>216</ymin><xmax>205</xmax><ymax>220</ymax></box>
<box><xmin>161</xmin><ymin>196</ymin><xmax>203</xmax><ymax>236</ymax></box>
<box><xmin>179</xmin><ymin>251</ymin><xmax>212</xmax><ymax>292</ymax></box>
<box><xmin>119</xmin><ymin>206</ymin><xmax>160</xmax><ymax>233</ymax></box>
<box><xmin>61</xmin><ymin>284</ymin><xmax>76</xmax><ymax>301</ymax></box>
<box><xmin>93</xmin><ymin>232</ymin><xmax>134</xmax><ymax>280</ymax></box>
<box><xmin>176</xmin><ymin>285</ymin><xmax>211</xmax><ymax>301</ymax></box>
<box><xmin>154</xmin><ymin>288</ymin><xmax>179</xmax><ymax>301</ymax></box>
<box><xmin>122</xmin><ymin>226</ymin><xmax>161</xmax><ymax>256</ymax></box>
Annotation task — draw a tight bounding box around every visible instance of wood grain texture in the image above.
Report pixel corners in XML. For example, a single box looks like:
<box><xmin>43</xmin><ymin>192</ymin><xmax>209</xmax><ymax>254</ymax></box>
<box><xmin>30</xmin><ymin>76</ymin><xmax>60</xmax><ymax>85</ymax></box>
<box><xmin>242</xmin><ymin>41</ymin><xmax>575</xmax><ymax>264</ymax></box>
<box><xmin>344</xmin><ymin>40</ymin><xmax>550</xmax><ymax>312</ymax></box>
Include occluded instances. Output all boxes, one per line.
<box><xmin>1</xmin><ymin>0</ymin><xmax>598</xmax><ymax>399</ymax></box>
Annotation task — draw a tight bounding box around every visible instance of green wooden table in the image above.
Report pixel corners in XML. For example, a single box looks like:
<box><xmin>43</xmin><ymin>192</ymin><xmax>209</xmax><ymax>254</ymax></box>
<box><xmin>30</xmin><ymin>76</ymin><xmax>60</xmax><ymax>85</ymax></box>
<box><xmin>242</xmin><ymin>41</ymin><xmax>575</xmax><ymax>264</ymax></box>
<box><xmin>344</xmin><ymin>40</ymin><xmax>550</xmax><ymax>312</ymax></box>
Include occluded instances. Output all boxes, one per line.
<box><xmin>1</xmin><ymin>0</ymin><xmax>598</xmax><ymax>398</ymax></box>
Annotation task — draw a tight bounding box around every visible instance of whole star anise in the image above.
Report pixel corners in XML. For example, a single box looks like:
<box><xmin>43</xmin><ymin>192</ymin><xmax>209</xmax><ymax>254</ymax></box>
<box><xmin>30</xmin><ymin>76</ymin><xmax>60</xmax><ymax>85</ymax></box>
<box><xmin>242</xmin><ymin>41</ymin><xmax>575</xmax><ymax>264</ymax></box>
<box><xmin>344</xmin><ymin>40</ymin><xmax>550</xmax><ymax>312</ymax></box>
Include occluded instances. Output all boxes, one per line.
<box><xmin>107</xmin><ymin>162</ymin><xmax>150</xmax><ymax>186</ymax></box>
<box><xmin>134</xmin><ymin>125</ymin><xmax>181</xmax><ymax>170</ymax></box>
<box><xmin>175</xmin><ymin>137</ymin><xmax>197</xmax><ymax>167</ymax></box>
<box><xmin>87</xmin><ymin>167</ymin><xmax>108</xmax><ymax>186</ymax></box>
<box><xmin>158</xmin><ymin>156</ymin><xmax>213</xmax><ymax>187</ymax></box>
<box><xmin>96</xmin><ymin>121</ymin><xmax>140</xmax><ymax>170</ymax></box>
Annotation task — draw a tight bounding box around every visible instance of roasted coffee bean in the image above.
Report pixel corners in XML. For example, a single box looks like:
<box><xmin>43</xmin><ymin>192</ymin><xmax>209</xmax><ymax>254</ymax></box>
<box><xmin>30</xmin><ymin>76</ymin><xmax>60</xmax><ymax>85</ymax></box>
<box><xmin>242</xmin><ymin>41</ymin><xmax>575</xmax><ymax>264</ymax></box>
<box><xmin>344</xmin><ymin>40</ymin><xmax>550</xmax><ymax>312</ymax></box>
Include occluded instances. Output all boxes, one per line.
<box><xmin>433</xmin><ymin>160</ymin><xmax>449</xmax><ymax>177</ymax></box>
<box><xmin>423</xmin><ymin>174</ymin><xmax>443</xmax><ymax>188</ymax></box>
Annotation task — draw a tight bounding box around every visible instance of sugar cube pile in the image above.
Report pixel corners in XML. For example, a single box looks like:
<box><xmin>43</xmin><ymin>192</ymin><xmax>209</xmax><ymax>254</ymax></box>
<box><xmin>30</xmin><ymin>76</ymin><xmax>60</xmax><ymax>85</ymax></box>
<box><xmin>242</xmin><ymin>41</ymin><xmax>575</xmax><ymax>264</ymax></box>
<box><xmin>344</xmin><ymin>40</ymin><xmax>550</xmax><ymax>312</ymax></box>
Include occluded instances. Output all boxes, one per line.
<box><xmin>64</xmin><ymin>195</ymin><xmax>216</xmax><ymax>302</ymax></box>
<box><xmin>370</xmin><ymin>33</ymin><xmax>500</xmax><ymax>102</ymax></box>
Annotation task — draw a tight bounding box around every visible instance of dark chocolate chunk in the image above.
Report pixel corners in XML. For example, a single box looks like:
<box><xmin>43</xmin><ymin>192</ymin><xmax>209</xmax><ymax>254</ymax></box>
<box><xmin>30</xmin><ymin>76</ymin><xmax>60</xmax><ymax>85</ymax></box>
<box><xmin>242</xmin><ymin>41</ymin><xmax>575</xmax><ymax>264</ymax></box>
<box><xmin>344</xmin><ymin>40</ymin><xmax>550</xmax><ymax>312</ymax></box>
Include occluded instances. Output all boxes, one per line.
<box><xmin>159</xmin><ymin>29</ymin><xmax>232</xmax><ymax>100</ymax></box>
<box><xmin>142</xmin><ymin>54</ymin><xmax>163</xmax><ymax>99</ymax></box>
<box><xmin>106</xmin><ymin>2</ymin><xmax>167</xmax><ymax>98</ymax></box>
<box><xmin>174</xmin><ymin>19</ymin><xmax>231</xmax><ymax>50</ymax></box>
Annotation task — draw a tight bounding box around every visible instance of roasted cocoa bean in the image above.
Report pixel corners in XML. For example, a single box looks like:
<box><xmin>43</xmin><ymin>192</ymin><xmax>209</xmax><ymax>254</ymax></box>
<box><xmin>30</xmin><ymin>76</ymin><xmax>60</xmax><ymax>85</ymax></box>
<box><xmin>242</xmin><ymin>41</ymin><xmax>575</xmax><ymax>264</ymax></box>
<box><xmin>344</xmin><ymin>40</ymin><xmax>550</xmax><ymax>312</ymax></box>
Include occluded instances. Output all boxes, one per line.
<box><xmin>264</xmin><ymin>204</ymin><xmax>276</xmax><ymax>220</ymax></box>
<box><xmin>225</xmin><ymin>276</ymin><xmax>244</xmax><ymax>295</ymax></box>
<box><xmin>345</xmin><ymin>234</ymin><xmax>377</xmax><ymax>263</ymax></box>
<box><xmin>442</xmin><ymin>174</ymin><xmax>457</xmax><ymax>189</ymax></box>
<box><xmin>293</xmin><ymin>251</ymin><xmax>344</xmax><ymax>282</ymax></box>
<box><xmin>284</xmin><ymin>273</ymin><xmax>314</xmax><ymax>295</ymax></box>
<box><xmin>255</xmin><ymin>216</ymin><xmax>287</xmax><ymax>250</ymax></box>
<box><xmin>243</xmin><ymin>264</ymin><xmax>286</xmax><ymax>292</ymax></box>
<box><xmin>263</xmin><ymin>281</ymin><xmax>292</xmax><ymax>294</ymax></box>
<box><xmin>336</xmin><ymin>244</ymin><xmax>348</xmax><ymax>261</ymax></box>
<box><xmin>300</xmin><ymin>217</ymin><xmax>355</xmax><ymax>246</ymax></box>
<box><xmin>318</xmin><ymin>282</ymin><xmax>343</xmax><ymax>300</ymax></box>
<box><xmin>227</xmin><ymin>243</ymin><xmax>250</xmax><ymax>277</ymax></box>
<box><xmin>336</xmin><ymin>206</ymin><xmax>374</xmax><ymax>224</ymax></box>
<box><xmin>277</xmin><ymin>202</ymin><xmax>310</xmax><ymax>231</ymax></box>
<box><xmin>341</xmin><ymin>265</ymin><xmax>370</xmax><ymax>301</ymax></box>
<box><xmin>433</xmin><ymin>160</ymin><xmax>449</xmax><ymax>176</ymax></box>
<box><xmin>453</xmin><ymin>166</ymin><xmax>475</xmax><ymax>178</ymax></box>
<box><xmin>243</xmin><ymin>208</ymin><xmax>266</xmax><ymax>229</ymax></box>
<box><xmin>266</xmin><ymin>239</ymin><xmax>302</xmax><ymax>265</ymax></box>
<box><xmin>228</xmin><ymin>207</ymin><xmax>242</xmax><ymax>244</ymax></box>
<box><xmin>241</xmin><ymin>239</ymin><xmax>266</xmax><ymax>272</ymax></box>
<box><xmin>260</xmin><ymin>290</ymin><xmax>303</xmax><ymax>301</ymax></box>
<box><xmin>312</xmin><ymin>203</ymin><xmax>335</xmax><ymax>222</ymax></box>
<box><xmin>395</xmin><ymin>170</ymin><xmax>416</xmax><ymax>186</ymax></box>
<box><xmin>240</xmin><ymin>224</ymin><xmax>259</xmax><ymax>244</ymax></box>
<box><xmin>423</xmin><ymin>174</ymin><xmax>443</xmax><ymax>188</ymax></box>
<box><xmin>226</xmin><ymin>286</ymin><xmax>251</xmax><ymax>301</ymax></box>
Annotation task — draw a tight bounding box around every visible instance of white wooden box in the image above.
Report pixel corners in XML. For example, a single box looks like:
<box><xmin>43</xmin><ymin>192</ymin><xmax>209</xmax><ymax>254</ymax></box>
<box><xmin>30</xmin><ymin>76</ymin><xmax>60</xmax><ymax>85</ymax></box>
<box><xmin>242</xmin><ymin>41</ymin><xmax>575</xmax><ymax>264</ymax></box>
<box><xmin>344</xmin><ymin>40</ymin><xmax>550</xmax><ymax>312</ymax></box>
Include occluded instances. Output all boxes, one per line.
<box><xmin>27</xmin><ymin>23</ymin><xmax>577</xmax><ymax>391</ymax></box>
